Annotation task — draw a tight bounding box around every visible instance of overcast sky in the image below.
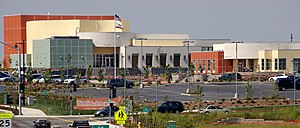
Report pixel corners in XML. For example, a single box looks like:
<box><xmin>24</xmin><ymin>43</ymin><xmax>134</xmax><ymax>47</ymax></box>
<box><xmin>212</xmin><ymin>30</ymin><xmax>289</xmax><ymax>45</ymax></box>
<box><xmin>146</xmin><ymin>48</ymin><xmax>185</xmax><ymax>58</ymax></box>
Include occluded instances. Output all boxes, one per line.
<box><xmin>0</xmin><ymin>0</ymin><xmax>299</xmax><ymax>60</ymax></box>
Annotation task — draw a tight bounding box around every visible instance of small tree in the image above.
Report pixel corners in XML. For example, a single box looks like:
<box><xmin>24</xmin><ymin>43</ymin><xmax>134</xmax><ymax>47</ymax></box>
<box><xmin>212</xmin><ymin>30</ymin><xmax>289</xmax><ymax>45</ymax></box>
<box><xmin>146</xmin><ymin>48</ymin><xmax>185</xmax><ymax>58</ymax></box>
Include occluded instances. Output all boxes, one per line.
<box><xmin>43</xmin><ymin>69</ymin><xmax>51</xmax><ymax>84</ymax></box>
<box><xmin>195</xmin><ymin>84</ymin><xmax>204</xmax><ymax>111</ymax></box>
<box><xmin>120</xmin><ymin>68</ymin><xmax>125</xmax><ymax>78</ymax></box>
<box><xmin>26</xmin><ymin>67</ymin><xmax>33</xmax><ymax>83</ymax></box>
<box><xmin>245</xmin><ymin>81</ymin><xmax>253</xmax><ymax>100</ymax></box>
<box><xmin>164</xmin><ymin>64</ymin><xmax>171</xmax><ymax>83</ymax></box>
<box><xmin>272</xmin><ymin>82</ymin><xmax>279</xmax><ymax>100</ymax></box>
<box><xmin>60</xmin><ymin>68</ymin><xmax>65</xmax><ymax>81</ymax></box>
<box><xmin>190</xmin><ymin>63</ymin><xmax>195</xmax><ymax>76</ymax></box>
<box><xmin>87</xmin><ymin>65</ymin><xmax>92</xmax><ymax>80</ymax></box>
<box><xmin>98</xmin><ymin>68</ymin><xmax>104</xmax><ymax>81</ymax></box>
<box><xmin>143</xmin><ymin>66</ymin><xmax>150</xmax><ymax>79</ymax></box>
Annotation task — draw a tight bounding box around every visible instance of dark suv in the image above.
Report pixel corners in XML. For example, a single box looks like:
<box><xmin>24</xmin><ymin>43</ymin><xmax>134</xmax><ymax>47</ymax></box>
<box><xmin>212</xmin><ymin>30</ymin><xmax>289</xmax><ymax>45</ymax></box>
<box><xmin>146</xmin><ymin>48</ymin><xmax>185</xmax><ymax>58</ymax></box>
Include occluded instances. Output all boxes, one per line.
<box><xmin>107</xmin><ymin>78</ymin><xmax>134</xmax><ymax>88</ymax></box>
<box><xmin>157</xmin><ymin>101</ymin><xmax>184</xmax><ymax>113</ymax></box>
<box><xmin>219</xmin><ymin>73</ymin><xmax>242</xmax><ymax>81</ymax></box>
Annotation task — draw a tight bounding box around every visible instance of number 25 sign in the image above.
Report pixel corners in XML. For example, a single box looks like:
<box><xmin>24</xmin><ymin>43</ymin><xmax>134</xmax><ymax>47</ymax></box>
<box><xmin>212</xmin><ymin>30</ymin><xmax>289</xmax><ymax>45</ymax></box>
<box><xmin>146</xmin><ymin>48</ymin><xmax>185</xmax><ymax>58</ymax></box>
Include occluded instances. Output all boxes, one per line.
<box><xmin>0</xmin><ymin>113</ymin><xmax>12</xmax><ymax>128</ymax></box>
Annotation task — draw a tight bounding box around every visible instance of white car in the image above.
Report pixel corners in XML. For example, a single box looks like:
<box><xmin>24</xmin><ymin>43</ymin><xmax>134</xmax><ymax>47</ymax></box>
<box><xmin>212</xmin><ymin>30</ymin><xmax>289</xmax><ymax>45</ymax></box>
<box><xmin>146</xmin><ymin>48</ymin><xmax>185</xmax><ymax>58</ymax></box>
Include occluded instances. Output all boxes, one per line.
<box><xmin>268</xmin><ymin>74</ymin><xmax>288</xmax><ymax>81</ymax></box>
<box><xmin>63</xmin><ymin>76</ymin><xmax>88</xmax><ymax>85</ymax></box>
<box><xmin>200</xmin><ymin>105</ymin><xmax>231</xmax><ymax>114</ymax></box>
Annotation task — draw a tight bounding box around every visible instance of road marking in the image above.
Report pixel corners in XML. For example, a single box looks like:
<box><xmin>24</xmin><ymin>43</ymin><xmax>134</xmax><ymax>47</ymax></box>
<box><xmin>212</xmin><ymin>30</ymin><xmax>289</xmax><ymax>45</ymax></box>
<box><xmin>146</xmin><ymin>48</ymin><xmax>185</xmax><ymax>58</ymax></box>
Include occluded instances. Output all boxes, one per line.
<box><xmin>144</xmin><ymin>88</ymin><xmax>182</xmax><ymax>95</ymax></box>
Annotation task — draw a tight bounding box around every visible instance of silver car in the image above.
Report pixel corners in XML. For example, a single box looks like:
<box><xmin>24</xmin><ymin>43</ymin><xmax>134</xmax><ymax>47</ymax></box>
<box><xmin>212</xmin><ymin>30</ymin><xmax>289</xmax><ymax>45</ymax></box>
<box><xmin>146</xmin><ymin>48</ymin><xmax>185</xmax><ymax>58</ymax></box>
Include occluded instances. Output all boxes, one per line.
<box><xmin>200</xmin><ymin>105</ymin><xmax>231</xmax><ymax>114</ymax></box>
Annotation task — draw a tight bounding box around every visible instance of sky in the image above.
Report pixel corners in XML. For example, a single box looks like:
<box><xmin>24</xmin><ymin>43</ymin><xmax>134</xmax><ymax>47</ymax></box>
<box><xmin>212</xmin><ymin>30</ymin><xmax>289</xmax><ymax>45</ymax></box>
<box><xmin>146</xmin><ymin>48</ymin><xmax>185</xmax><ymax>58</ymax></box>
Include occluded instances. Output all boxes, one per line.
<box><xmin>0</xmin><ymin>0</ymin><xmax>299</xmax><ymax>60</ymax></box>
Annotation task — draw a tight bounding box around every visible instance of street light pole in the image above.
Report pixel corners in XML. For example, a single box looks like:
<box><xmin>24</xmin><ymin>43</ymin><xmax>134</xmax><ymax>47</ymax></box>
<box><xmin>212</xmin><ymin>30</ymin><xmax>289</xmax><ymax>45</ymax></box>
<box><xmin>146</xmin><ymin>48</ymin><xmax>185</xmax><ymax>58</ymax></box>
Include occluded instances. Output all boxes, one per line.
<box><xmin>117</xmin><ymin>35</ymin><xmax>127</xmax><ymax>102</ymax></box>
<box><xmin>231</xmin><ymin>41</ymin><xmax>243</xmax><ymax>99</ymax></box>
<box><xmin>291</xmin><ymin>59</ymin><xmax>296</xmax><ymax>108</ymax></box>
<box><xmin>136</xmin><ymin>38</ymin><xmax>147</xmax><ymax>88</ymax></box>
<box><xmin>183</xmin><ymin>40</ymin><xmax>194</xmax><ymax>94</ymax></box>
<box><xmin>0</xmin><ymin>41</ymin><xmax>22</xmax><ymax>115</ymax></box>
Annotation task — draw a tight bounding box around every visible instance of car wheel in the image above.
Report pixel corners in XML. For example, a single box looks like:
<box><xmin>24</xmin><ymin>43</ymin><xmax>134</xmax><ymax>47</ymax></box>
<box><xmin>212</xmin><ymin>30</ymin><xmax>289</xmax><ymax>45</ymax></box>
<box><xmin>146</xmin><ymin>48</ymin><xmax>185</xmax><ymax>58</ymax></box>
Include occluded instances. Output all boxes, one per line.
<box><xmin>175</xmin><ymin>110</ymin><xmax>180</xmax><ymax>113</ymax></box>
<box><xmin>100</xmin><ymin>113</ymin><xmax>104</xmax><ymax>117</ymax></box>
<box><xmin>281</xmin><ymin>87</ymin><xmax>286</xmax><ymax>91</ymax></box>
<box><xmin>270</xmin><ymin>78</ymin><xmax>274</xmax><ymax>81</ymax></box>
<box><xmin>225</xmin><ymin>111</ymin><xmax>229</xmax><ymax>113</ymax></box>
<box><xmin>83</xmin><ymin>81</ymin><xmax>87</xmax><ymax>84</ymax></box>
<box><xmin>204</xmin><ymin>111</ymin><xmax>209</xmax><ymax>114</ymax></box>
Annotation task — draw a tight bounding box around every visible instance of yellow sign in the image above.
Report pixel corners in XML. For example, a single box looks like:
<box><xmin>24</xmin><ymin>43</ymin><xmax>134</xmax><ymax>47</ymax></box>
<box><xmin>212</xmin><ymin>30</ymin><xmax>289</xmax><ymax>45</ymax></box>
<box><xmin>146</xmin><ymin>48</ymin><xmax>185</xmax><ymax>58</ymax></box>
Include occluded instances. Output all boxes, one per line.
<box><xmin>114</xmin><ymin>109</ymin><xmax>127</xmax><ymax>121</ymax></box>
<box><xmin>0</xmin><ymin>113</ymin><xmax>12</xmax><ymax>119</ymax></box>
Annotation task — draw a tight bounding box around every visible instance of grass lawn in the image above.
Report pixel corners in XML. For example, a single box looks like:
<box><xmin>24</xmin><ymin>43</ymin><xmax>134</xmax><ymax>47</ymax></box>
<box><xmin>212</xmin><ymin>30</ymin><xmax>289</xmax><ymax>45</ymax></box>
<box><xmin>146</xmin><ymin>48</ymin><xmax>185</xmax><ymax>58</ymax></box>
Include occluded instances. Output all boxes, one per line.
<box><xmin>201</xmin><ymin>124</ymin><xmax>300</xmax><ymax>128</ymax></box>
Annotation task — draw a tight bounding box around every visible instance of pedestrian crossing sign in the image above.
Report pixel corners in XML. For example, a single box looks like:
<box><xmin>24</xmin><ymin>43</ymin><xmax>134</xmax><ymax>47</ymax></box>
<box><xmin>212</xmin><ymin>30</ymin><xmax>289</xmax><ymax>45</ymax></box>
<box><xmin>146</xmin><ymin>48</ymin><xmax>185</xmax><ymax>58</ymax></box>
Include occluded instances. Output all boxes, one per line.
<box><xmin>114</xmin><ymin>109</ymin><xmax>127</xmax><ymax>124</ymax></box>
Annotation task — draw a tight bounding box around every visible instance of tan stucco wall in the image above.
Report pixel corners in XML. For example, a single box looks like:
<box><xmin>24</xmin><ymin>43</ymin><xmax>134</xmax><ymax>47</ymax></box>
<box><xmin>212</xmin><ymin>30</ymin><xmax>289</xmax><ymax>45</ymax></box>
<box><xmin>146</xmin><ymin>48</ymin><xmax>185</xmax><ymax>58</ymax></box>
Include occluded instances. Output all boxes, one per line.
<box><xmin>27</xmin><ymin>20</ymin><xmax>129</xmax><ymax>55</ymax></box>
<box><xmin>259</xmin><ymin>49</ymin><xmax>300</xmax><ymax>73</ymax></box>
<box><xmin>132</xmin><ymin>39</ymin><xmax>186</xmax><ymax>46</ymax></box>
<box><xmin>93</xmin><ymin>47</ymin><xmax>113</xmax><ymax>54</ymax></box>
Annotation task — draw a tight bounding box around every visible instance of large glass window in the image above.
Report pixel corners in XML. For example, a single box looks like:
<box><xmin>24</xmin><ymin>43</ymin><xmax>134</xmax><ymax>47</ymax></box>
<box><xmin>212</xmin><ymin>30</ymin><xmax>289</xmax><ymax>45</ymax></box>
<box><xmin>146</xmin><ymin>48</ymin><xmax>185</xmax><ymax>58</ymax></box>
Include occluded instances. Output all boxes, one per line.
<box><xmin>212</xmin><ymin>59</ymin><xmax>216</xmax><ymax>71</ymax></box>
<box><xmin>198</xmin><ymin>60</ymin><xmax>201</xmax><ymax>73</ymax></box>
<box><xmin>174</xmin><ymin>53</ymin><xmax>180</xmax><ymax>67</ymax></box>
<box><xmin>146</xmin><ymin>54</ymin><xmax>152</xmax><ymax>67</ymax></box>
<box><xmin>248</xmin><ymin>59</ymin><xmax>254</xmax><ymax>71</ymax></box>
<box><xmin>208</xmin><ymin>60</ymin><xmax>211</xmax><ymax>71</ymax></box>
<box><xmin>261</xmin><ymin>59</ymin><xmax>264</xmax><ymax>70</ymax></box>
<box><xmin>202</xmin><ymin>60</ymin><xmax>206</xmax><ymax>71</ymax></box>
<box><xmin>275</xmin><ymin>59</ymin><xmax>278</xmax><ymax>70</ymax></box>
<box><xmin>266</xmin><ymin>59</ymin><xmax>271</xmax><ymax>70</ymax></box>
<box><xmin>279</xmin><ymin>58</ymin><xmax>286</xmax><ymax>70</ymax></box>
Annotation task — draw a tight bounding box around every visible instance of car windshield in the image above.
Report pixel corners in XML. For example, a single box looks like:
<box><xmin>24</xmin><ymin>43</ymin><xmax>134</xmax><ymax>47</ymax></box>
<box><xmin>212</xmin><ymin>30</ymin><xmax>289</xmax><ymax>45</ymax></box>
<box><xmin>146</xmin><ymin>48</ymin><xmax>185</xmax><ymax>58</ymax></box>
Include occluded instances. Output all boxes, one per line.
<box><xmin>38</xmin><ymin>120</ymin><xmax>48</xmax><ymax>123</ymax></box>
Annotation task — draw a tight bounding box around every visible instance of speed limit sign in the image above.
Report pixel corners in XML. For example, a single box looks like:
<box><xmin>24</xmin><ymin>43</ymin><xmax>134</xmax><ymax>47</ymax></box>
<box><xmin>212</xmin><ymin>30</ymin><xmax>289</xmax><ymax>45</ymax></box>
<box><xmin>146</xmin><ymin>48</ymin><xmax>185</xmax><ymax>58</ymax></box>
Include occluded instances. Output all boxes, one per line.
<box><xmin>0</xmin><ymin>113</ymin><xmax>12</xmax><ymax>128</ymax></box>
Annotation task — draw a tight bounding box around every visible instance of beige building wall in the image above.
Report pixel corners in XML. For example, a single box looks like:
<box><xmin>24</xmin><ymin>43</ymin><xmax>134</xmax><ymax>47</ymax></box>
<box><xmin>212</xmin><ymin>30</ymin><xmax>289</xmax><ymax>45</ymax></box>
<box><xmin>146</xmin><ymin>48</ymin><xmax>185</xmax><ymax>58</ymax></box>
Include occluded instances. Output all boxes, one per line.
<box><xmin>258</xmin><ymin>49</ymin><xmax>300</xmax><ymax>73</ymax></box>
<box><xmin>27</xmin><ymin>20</ymin><xmax>129</xmax><ymax>55</ymax></box>
<box><xmin>132</xmin><ymin>39</ymin><xmax>186</xmax><ymax>46</ymax></box>
<box><xmin>94</xmin><ymin>47</ymin><xmax>113</xmax><ymax>54</ymax></box>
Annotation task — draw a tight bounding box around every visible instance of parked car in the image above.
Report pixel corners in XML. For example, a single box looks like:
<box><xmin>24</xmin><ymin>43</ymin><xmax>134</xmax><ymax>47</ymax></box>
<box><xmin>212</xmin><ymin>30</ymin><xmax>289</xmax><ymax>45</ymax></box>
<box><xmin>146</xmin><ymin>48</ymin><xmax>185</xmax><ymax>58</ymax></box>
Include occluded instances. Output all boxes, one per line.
<box><xmin>157</xmin><ymin>101</ymin><xmax>184</xmax><ymax>113</ymax></box>
<box><xmin>276</xmin><ymin>76</ymin><xmax>300</xmax><ymax>91</ymax></box>
<box><xmin>63</xmin><ymin>75</ymin><xmax>88</xmax><ymax>85</ymax></box>
<box><xmin>32</xmin><ymin>74</ymin><xmax>44</xmax><ymax>84</ymax></box>
<box><xmin>68</xmin><ymin>120</ymin><xmax>92</xmax><ymax>128</ymax></box>
<box><xmin>0</xmin><ymin>72</ymin><xmax>17</xmax><ymax>82</ymax></box>
<box><xmin>94</xmin><ymin>106</ymin><xmax>120</xmax><ymax>117</ymax></box>
<box><xmin>269</xmin><ymin>74</ymin><xmax>289</xmax><ymax>81</ymax></box>
<box><xmin>107</xmin><ymin>78</ymin><xmax>134</xmax><ymax>88</ymax></box>
<box><xmin>33</xmin><ymin>119</ymin><xmax>51</xmax><ymax>128</ymax></box>
<box><xmin>219</xmin><ymin>73</ymin><xmax>241</xmax><ymax>81</ymax></box>
<box><xmin>200</xmin><ymin>105</ymin><xmax>231</xmax><ymax>114</ymax></box>
<box><xmin>49</xmin><ymin>75</ymin><xmax>63</xmax><ymax>84</ymax></box>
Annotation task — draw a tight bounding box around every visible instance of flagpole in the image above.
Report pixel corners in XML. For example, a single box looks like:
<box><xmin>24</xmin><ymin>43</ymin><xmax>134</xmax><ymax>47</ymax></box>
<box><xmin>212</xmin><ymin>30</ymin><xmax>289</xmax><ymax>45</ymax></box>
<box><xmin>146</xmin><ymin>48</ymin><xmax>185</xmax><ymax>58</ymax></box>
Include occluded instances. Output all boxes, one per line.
<box><xmin>114</xmin><ymin>13</ymin><xmax>116</xmax><ymax>79</ymax></box>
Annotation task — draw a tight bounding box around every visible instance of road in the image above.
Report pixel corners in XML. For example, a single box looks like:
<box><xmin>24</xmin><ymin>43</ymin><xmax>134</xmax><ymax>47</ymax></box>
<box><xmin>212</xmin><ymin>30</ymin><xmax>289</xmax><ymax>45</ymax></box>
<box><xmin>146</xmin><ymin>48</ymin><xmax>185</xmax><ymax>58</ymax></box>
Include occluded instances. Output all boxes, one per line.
<box><xmin>13</xmin><ymin>116</ymin><xmax>110</xmax><ymax>128</ymax></box>
<box><xmin>52</xmin><ymin>82</ymin><xmax>300</xmax><ymax>101</ymax></box>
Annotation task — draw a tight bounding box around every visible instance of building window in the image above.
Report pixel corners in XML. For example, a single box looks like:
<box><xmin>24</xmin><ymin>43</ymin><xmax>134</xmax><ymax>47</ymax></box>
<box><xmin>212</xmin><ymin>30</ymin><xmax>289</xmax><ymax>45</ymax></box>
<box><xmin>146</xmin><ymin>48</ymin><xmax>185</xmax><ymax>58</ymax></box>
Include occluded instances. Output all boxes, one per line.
<box><xmin>146</xmin><ymin>54</ymin><xmax>152</xmax><ymax>67</ymax></box>
<box><xmin>160</xmin><ymin>53</ymin><xmax>167</xmax><ymax>67</ymax></box>
<box><xmin>208</xmin><ymin>60</ymin><xmax>211</xmax><ymax>71</ymax></box>
<box><xmin>279</xmin><ymin>58</ymin><xmax>286</xmax><ymax>70</ymax></box>
<box><xmin>212</xmin><ymin>59</ymin><xmax>216</xmax><ymax>71</ymax></box>
<box><xmin>198</xmin><ymin>60</ymin><xmax>201</xmax><ymax>73</ymax></box>
<box><xmin>132</xmin><ymin>54</ymin><xmax>139</xmax><ymax>68</ymax></box>
<box><xmin>261</xmin><ymin>59</ymin><xmax>264</xmax><ymax>70</ymax></box>
<box><xmin>275</xmin><ymin>59</ymin><xmax>278</xmax><ymax>70</ymax></box>
<box><xmin>266</xmin><ymin>59</ymin><xmax>271</xmax><ymax>70</ymax></box>
<box><xmin>248</xmin><ymin>59</ymin><xmax>254</xmax><ymax>71</ymax></box>
<box><xmin>201</xmin><ymin>47</ymin><xmax>213</xmax><ymax>51</ymax></box>
<box><xmin>202</xmin><ymin>60</ymin><xmax>206</xmax><ymax>71</ymax></box>
<box><xmin>174</xmin><ymin>53</ymin><xmax>180</xmax><ymax>67</ymax></box>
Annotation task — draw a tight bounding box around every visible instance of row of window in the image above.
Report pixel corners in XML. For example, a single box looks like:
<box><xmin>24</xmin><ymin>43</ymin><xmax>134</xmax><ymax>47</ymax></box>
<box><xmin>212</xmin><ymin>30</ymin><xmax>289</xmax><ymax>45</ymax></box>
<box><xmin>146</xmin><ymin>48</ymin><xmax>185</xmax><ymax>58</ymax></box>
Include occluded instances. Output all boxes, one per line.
<box><xmin>261</xmin><ymin>58</ymin><xmax>286</xmax><ymax>70</ymax></box>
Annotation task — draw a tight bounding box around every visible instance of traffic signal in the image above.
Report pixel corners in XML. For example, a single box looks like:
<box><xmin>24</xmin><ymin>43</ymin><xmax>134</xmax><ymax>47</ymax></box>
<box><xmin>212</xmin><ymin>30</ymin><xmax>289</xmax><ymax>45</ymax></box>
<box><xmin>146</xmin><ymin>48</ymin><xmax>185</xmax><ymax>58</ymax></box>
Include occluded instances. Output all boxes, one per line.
<box><xmin>20</xmin><ymin>77</ymin><xmax>25</xmax><ymax>93</ymax></box>
<box><xmin>110</xmin><ymin>85</ymin><xmax>117</xmax><ymax>98</ymax></box>
<box><xmin>73</xmin><ymin>84</ymin><xmax>77</xmax><ymax>92</ymax></box>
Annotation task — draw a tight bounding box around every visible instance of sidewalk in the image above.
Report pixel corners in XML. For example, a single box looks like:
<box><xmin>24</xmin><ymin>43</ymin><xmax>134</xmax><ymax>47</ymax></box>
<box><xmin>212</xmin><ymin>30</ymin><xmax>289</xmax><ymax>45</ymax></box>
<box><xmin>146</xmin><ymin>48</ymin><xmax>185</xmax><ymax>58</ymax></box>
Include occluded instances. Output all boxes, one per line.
<box><xmin>0</xmin><ymin>105</ymin><xmax>46</xmax><ymax>117</ymax></box>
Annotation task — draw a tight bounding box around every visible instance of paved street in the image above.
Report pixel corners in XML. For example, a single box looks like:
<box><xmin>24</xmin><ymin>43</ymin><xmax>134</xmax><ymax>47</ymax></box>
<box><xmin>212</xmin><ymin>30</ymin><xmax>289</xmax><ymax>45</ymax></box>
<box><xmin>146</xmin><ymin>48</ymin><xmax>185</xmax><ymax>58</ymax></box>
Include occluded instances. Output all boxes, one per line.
<box><xmin>52</xmin><ymin>82</ymin><xmax>300</xmax><ymax>101</ymax></box>
<box><xmin>13</xmin><ymin>116</ymin><xmax>112</xmax><ymax>128</ymax></box>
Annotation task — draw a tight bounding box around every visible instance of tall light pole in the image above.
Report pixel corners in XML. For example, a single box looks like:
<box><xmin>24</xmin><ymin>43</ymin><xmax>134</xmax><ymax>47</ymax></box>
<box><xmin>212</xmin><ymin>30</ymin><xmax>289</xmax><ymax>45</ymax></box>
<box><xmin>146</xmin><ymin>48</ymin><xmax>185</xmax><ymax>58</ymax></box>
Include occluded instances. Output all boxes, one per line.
<box><xmin>117</xmin><ymin>35</ymin><xmax>127</xmax><ymax>101</ymax></box>
<box><xmin>291</xmin><ymin>59</ymin><xmax>296</xmax><ymax>108</ymax></box>
<box><xmin>0</xmin><ymin>41</ymin><xmax>22</xmax><ymax>115</ymax></box>
<box><xmin>183</xmin><ymin>40</ymin><xmax>194</xmax><ymax>94</ymax></box>
<box><xmin>136</xmin><ymin>38</ymin><xmax>147</xmax><ymax>88</ymax></box>
<box><xmin>231</xmin><ymin>41</ymin><xmax>243</xmax><ymax>99</ymax></box>
<box><xmin>221</xmin><ymin>54</ymin><xmax>224</xmax><ymax>74</ymax></box>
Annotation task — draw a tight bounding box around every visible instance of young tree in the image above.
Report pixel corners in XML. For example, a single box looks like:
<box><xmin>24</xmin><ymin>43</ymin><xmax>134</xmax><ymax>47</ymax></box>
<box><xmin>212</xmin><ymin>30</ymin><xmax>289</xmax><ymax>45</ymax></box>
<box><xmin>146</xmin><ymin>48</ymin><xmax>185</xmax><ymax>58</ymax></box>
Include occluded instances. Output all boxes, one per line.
<box><xmin>195</xmin><ymin>84</ymin><xmax>204</xmax><ymax>111</ymax></box>
<box><xmin>86</xmin><ymin>65</ymin><xmax>92</xmax><ymax>80</ymax></box>
<box><xmin>143</xmin><ymin>66</ymin><xmax>150</xmax><ymax>79</ymax></box>
<box><xmin>272</xmin><ymin>82</ymin><xmax>279</xmax><ymax>100</ymax></box>
<box><xmin>98</xmin><ymin>68</ymin><xmax>104</xmax><ymax>81</ymax></box>
<box><xmin>25</xmin><ymin>67</ymin><xmax>33</xmax><ymax>83</ymax></box>
<box><xmin>43</xmin><ymin>69</ymin><xmax>51</xmax><ymax>84</ymax></box>
<box><xmin>190</xmin><ymin>63</ymin><xmax>195</xmax><ymax>76</ymax></box>
<box><xmin>245</xmin><ymin>81</ymin><xmax>253</xmax><ymax>100</ymax></box>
